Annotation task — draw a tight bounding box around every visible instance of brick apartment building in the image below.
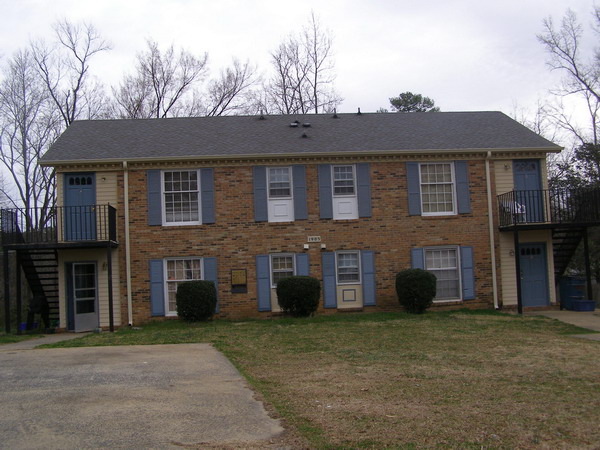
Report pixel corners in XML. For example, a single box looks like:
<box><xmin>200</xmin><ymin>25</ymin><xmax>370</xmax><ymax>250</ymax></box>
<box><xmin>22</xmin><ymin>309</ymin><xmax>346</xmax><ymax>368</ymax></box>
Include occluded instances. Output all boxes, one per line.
<box><xmin>3</xmin><ymin>111</ymin><xmax>599</xmax><ymax>332</ymax></box>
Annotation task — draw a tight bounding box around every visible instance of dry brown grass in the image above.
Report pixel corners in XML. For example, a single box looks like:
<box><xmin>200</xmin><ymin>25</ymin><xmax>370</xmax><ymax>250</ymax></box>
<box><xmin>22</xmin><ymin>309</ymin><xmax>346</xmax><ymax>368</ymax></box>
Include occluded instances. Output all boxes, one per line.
<box><xmin>46</xmin><ymin>311</ymin><xmax>600</xmax><ymax>448</ymax></box>
<box><xmin>216</xmin><ymin>312</ymin><xmax>600</xmax><ymax>449</ymax></box>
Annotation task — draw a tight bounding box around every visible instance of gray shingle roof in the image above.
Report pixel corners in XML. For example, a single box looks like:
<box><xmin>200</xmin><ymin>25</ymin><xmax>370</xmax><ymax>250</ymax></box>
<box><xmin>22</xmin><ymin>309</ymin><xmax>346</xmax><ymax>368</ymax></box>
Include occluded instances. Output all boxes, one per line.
<box><xmin>41</xmin><ymin>111</ymin><xmax>560</xmax><ymax>164</ymax></box>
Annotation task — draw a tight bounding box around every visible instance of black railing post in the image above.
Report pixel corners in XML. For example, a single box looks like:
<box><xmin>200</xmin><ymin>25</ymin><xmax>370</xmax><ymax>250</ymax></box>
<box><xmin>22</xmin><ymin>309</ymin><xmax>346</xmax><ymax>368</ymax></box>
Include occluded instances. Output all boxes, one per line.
<box><xmin>583</xmin><ymin>228</ymin><xmax>594</xmax><ymax>301</ymax></box>
<box><xmin>15</xmin><ymin>251</ymin><xmax>21</xmax><ymax>335</ymax></box>
<box><xmin>106</xmin><ymin>245</ymin><xmax>114</xmax><ymax>332</ymax></box>
<box><xmin>3</xmin><ymin>248</ymin><xmax>10</xmax><ymax>333</ymax></box>
<box><xmin>514</xmin><ymin>229</ymin><xmax>523</xmax><ymax>315</ymax></box>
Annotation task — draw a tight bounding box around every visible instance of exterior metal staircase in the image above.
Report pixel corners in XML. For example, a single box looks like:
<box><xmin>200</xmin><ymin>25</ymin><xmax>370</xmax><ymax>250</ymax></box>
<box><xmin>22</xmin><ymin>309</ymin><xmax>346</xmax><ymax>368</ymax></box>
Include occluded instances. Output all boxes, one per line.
<box><xmin>552</xmin><ymin>227</ymin><xmax>585</xmax><ymax>279</ymax></box>
<box><xmin>18</xmin><ymin>248</ymin><xmax>59</xmax><ymax>323</ymax></box>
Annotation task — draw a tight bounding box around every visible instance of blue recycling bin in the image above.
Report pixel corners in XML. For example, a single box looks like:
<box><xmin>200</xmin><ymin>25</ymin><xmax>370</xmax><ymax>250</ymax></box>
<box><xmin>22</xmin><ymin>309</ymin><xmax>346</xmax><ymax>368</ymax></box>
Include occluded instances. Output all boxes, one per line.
<box><xmin>559</xmin><ymin>277</ymin><xmax>586</xmax><ymax>310</ymax></box>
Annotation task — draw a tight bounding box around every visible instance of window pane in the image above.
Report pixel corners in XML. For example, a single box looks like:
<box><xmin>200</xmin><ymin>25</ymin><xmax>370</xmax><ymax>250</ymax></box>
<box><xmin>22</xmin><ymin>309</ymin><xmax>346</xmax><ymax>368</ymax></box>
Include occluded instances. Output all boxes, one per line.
<box><xmin>333</xmin><ymin>165</ymin><xmax>355</xmax><ymax>195</ymax></box>
<box><xmin>271</xmin><ymin>255</ymin><xmax>294</xmax><ymax>286</ymax></box>
<box><xmin>269</xmin><ymin>168</ymin><xmax>291</xmax><ymax>197</ymax></box>
<box><xmin>425</xmin><ymin>248</ymin><xmax>460</xmax><ymax>299</ymax></box>
<box><xmin>337</xmin><ymin>252</ymin><xmax>360</xmax><ymax>283</ymax></box>
<box><xmin>166</xmin><ymin>258</ymin><xmax>202</xmax><ymax>313</ymax></box>
<box><xmin>420</xmin><ymin>164</ymin><xmax>454</xmax><ymax>214</ymax></box>
<box><xmin>163</xmin><ymin>171</ymin><xmax>200</xmax><ymax>223</ymax></box>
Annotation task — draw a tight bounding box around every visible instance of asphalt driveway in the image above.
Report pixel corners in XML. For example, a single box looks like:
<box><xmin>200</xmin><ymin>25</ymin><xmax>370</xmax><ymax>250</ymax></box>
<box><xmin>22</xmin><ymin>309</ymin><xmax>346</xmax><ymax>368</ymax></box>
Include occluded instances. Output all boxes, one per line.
<box><xmin>0</xmin><ymin>343</ymin><xmax>283</xmax><ymax>449</ymax></box>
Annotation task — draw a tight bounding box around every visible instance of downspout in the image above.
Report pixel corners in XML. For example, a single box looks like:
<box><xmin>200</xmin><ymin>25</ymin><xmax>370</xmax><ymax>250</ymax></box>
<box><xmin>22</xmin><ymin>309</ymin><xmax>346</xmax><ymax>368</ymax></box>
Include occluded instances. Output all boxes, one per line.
<box><xmin>485</xmin><ymin>151</ymin><xmax>499</xmax><ymax>309</ymax></box>
<box><xmin>123</xmin><ymin>161</ymin><xmax>133</xmax><ymax>326</ymax></box>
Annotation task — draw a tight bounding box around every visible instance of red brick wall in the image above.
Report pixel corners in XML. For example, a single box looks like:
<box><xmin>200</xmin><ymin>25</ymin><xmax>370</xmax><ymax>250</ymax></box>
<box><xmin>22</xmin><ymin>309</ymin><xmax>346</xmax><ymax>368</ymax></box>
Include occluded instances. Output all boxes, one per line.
<box><xmin>122</xmin><ymin>158</ymin><xmax>494</xmax><ymax>323</ymax></box>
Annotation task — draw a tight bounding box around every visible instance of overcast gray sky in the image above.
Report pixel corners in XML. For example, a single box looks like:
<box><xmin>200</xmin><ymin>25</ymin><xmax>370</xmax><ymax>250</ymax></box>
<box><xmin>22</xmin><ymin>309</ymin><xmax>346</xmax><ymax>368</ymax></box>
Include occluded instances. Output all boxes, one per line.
<box><xmin>0</xmin><ymin>0</ymin><xmax>596</xmax><ymax>116</ymax></box>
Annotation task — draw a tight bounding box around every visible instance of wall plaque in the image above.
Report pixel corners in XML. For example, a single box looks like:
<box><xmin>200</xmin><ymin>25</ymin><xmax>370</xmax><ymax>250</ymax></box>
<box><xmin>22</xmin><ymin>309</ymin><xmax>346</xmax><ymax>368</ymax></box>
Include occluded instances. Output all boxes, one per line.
<box><xmin>231</xmin><ymin>269</ymin><xmax>247</xmax><ymax>293</ymax></box>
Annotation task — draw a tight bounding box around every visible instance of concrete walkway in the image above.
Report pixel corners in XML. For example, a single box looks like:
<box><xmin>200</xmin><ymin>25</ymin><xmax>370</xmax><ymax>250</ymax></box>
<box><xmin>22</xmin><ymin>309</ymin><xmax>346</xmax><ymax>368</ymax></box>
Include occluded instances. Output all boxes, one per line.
<box><xmin>526</xmin><ymin>310</ymin><xmax>600</xmax><ymax>341</ymax></box>
<box><xmin>0</xmin><ymin>332</ymin><xmax>90</xmax><ymax>351</ymax></box>
<box><xmin>0</xmin><ymin>343</ymin><xmax>284</xmax><ymax>449</ymax></box>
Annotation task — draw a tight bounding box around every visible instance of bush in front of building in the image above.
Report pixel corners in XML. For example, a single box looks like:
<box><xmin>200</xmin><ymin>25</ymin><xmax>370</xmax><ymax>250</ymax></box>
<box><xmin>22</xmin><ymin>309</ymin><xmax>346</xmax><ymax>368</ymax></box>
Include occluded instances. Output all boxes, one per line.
<box><xmin>395</xmin><ymin>269</ymin><xmax>437</xmax><ymax>314</ymax></box>
<box><xmin>277</xmin><ymin>276</ymin><xmax>321</xmax><ymax>317</ymax></box>
<box><xmin>176</xmin><ymin>281</ymin><xmax>217</xmax><ymax>321</ymax></box>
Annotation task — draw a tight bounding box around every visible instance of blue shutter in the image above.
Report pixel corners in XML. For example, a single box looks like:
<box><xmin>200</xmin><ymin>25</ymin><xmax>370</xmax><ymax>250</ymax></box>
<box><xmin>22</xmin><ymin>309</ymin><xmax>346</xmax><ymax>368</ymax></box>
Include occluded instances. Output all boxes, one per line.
<box><xmin>149</xmin><ymin>259</ymin><xmax>165</xmax><ymax>316</ymax></box>
<box><xmin>411</xmin><ymin>248</ymin><xmax>424</xmax><ymax>269</ymax></box>
<box><xmin>295</xmin><ymin>253</ymin><xmax>310</xmax><ymax>276</ymax></box>
<box><xmin>322</xmin><ymin>252</ymin><xmax>337</xmax><ymax>308</ymax></box>
<box><xmin>253</xmin><ymin>166</ymin><xmax>268</xmax><ymax>222</ymax></box>
<box><xmin>293</xmin><ymin>165</ymin><xmax>308</xmax><ymax>220</ymax></box>
<box><xmin>454</xmin><ymin>161</ymin><xmax>471</xmax><ymax>214</ymax></box>
<box><xmin>256</xmin><ymin>255</ymin><xmax>271</xmax><ymax>311</ymax></box>
<box><xmin>460</xmin><ymin>246</ymin><xmax>475</xmax><ymax>300</ymax></box>
<box><xmin>318</xmin><ymin>164</ymin><xmax>333</xmax><ymax>219</ymax></box>
<box><xmin>406</xmin><ymin>163</ymin><xmax>421</xmax><ymax>216</ymax></box>
<box><xmin>361</xmin><ymin>251</ymin><xmax>376</xmax><ymax>306</ymax></box>
<box><xmin>200</xmin><ymin>168</ymin><xmax>215</xmax><ymax>224</ymax></box>
<box><xmin>203</xmin><ymin>258</ymin><xmax>219</xmax><ymax>313</ymax></box>
<box><xmin>356</xmin><ymin>163</ymin><xmax>372</xmax><ymax>218</ymax></box>
<box><xmin>147</xmin><ymin>170</ymin><xmax>162</xmax><ymax>226</ymax></box>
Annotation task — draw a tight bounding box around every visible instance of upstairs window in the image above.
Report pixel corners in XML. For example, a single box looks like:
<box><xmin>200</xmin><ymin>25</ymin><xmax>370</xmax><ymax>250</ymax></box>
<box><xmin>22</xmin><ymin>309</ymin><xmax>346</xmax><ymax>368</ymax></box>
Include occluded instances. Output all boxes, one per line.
<box><xmin>163</xmin><ymin>170</ymin><xmax>200</xmax><ymax>224</ymax></box>
<box><xmin>419</xmin><ymin>163</ymin><xmax>456</xmax><ymax>215</ymax></box>
<box><xmin>268</xmin><ymin>167</ymin><xmax>292</xmax><ymax>198</ymax></box>
<box><xmin>333</xmin><ymin>165</ymin><xmax>356</xmax><ymax>196</ymax></box>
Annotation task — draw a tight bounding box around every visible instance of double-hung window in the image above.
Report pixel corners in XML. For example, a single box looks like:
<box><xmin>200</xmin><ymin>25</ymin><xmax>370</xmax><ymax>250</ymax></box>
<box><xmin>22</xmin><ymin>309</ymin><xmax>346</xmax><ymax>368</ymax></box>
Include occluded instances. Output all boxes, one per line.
<box><xmin>270</xmin><ymin>254</ymin><xmax>294</xmax><ymax>287</ymax></box>
<box><xmin>424</xmin><ymin>247</ymin><xmax>461</xmax><ymax>300</ymax></box>
<box><xmin>266</xmin><ymin>167</ymin><xmax>295</xmax><ymax>222</ymax></box>
<box><xmin>333</xmin><ymin>165</ymin><xmax>356</xmax><ymax>195</ymax></box>
<box><xmin>165</xmin><ymin>258</ymin><xmax>202</xmax><ymax>315</ymax></box>
<box><xmin>331</xmin><ymin>165</ymin><xmax>359</xmax><ymax>220</ymax></box>
<box><xmin>163</xmin><ymin>170</ymin><xmax>201</xmax><ymax>224</ymax></box>
<box><xmin>419</xmin><ymin>163</ymin><xmax>456</xmax><ymax>215</ymax></box>
<box><xmin>336</xmin><ymin>251</ymin><xmax>360</xmax><ymax>284</ymax></box>
<box><xmin>268</xmin><ymin>167</ymin><xmax>292</xmax><ymax>198</ymax></box>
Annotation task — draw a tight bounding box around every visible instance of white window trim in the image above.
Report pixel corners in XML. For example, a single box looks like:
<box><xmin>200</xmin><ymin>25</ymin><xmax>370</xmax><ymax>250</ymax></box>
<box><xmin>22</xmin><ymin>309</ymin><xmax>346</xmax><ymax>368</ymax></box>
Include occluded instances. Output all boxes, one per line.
<box><xmin>161</xmin><ymin>169</ymin><xmax>202</xmax><ymax>226</ymax></box>
<box><xmin>270</xmin><ymin>253</ymin><xmax>295</xmax><ymax>288</ymax></box>
<box><xmin>267</xmin><ymin>167</ymin><xmax>293</xmax><ymax>200</ymax></box>
<box><xmin>331</xmin><ymin>164</ymin><xmax>357</xmax><ymax>198</ymax></box>
<box><xmin>423</xmin><ymin>246</ymin><xmax>462</xmax><ymax>302</ymax></box>
<box><xmin>163</xmin><ymin>257</ymin><xmax>203</xmax><ymax>317</ymax></box>
<box><xmin>335</xmin><ymin>250</ymin><xmax>361</xmax><ymax>285</ymax></box>
<box><xmin>419</xmin><ymin>162</ymin><xmax>457</xmax><ymax>216</ymax></box>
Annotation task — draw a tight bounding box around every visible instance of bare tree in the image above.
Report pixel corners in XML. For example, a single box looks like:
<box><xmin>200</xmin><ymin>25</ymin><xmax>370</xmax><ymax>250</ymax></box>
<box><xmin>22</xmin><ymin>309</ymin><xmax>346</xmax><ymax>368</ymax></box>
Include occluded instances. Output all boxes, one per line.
<box><xmin>538</xmin><ymin>8</ymin><xmax>600</xmax><ymax>145</ymax></box>
<box><xmin>32</xmin><ymin>19</ymin><xmax>111</xmax><ymax>127</ymax></box>
<box><xmin>112</xmin><ymin>40</ymin><xmax>208</xmax><ymax>119</ymax></box>
<box><xmin>0</xmin><ymin>50</ymin><xmax>60</xmax><ymax>229</ymax></box>
<box><xmin>204</xmin><ymin>58</ymin><xmax>257</xmax><ymax>116</ymax></box>
<box><xmin>266</xmin><ymin>12</ymin><xmax>341</xmax><ymax>114</ymax></box>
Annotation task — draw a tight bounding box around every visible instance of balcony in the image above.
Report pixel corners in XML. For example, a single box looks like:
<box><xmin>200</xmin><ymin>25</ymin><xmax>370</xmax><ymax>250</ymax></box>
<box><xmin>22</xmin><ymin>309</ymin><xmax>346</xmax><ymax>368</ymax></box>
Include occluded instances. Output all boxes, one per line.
<box><xmin>498</xmin><ymin>188</ymin><xmax>600</xmax><ymax>230</ymax></box>
<box><xmin>1</xmin><ymin>205</ymin><xmax>117</xmax><ymax>249</ymax></box>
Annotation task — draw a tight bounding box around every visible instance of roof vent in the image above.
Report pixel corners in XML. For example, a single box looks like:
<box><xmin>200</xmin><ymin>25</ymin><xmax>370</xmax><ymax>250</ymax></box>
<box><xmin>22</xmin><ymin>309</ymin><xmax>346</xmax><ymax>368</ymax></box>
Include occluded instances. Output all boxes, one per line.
<box><xmin>357</xmin><ymin>107</ymin><xmax>362</xmax><ymax>115</ymax></box>
<box><xmin>332</xmin><ymin>108</ymin><xmax>338</xmax><ymax>119</ymax></box>
<box><xmin>290</xmin><ymin>122</ymin><xmax>299</xmax><ymax>127</ymax></box>
<box><xmin>302</xmin><ymin>123</ymin><xmax>311</xmax><ymax>128</ymax></box>
<box><xmin>259</xmin><ymin>110</ymin><xmax>265</xmax><ymax>120</ymax></box>
<box><xmin>301</xmin><ymin>132</ymin><xmax>308</xmax><ymax>138</ymax></box>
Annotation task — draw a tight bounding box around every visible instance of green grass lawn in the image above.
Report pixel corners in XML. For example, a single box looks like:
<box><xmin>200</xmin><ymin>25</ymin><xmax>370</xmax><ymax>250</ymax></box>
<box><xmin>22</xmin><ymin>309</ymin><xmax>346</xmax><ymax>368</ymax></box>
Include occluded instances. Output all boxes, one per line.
<box><xmin>42</xmin><ymin>310</ymin><xmax>600</xmax><ymax>448</ymax></box>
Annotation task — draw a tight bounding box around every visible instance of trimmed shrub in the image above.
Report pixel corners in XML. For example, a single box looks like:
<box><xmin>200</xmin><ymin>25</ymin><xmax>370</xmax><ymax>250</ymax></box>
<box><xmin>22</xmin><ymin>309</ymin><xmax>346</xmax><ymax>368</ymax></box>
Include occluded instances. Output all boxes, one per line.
<box><xmin>176</xmin><ymin>280</ymin><xmax>217</xmax><ymax>321</ymax></box>
<box><xmin>395</xmin><ymin>269</ymin><xmax>437</xmax><ymax>314</ymax></box>
<box><xmin>276</xmin><ymin>276</ymin><xmax>321</xmax><ymax>317</ymax></box>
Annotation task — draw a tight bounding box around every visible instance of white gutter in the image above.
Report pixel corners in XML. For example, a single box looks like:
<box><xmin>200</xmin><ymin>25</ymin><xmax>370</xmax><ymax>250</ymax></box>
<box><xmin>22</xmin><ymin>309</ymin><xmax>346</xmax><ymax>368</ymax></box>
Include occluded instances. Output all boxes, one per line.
<box><xmin>485</xmin><ymin>151</ymin><xmax>499</xmax><ymax>309</ymax></box>
<box><xmin>123</xmin><ymin>161</ymin><xmax>133</xmax><ymax>326</ymax></box>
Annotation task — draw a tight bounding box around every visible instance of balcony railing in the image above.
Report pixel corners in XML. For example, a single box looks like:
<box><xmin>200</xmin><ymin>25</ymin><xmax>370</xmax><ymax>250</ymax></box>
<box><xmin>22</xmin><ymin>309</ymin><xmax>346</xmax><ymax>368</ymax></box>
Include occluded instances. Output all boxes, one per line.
<box><xmin>1</xmin><ymin>205</ymin><xmax>117</xmax><ymax>246</ymax></box>
<box><xmin>498</xmin><ymin>188</ymin><xmax>600</xmax><ymax>228</ymax></box>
